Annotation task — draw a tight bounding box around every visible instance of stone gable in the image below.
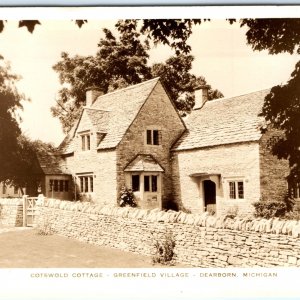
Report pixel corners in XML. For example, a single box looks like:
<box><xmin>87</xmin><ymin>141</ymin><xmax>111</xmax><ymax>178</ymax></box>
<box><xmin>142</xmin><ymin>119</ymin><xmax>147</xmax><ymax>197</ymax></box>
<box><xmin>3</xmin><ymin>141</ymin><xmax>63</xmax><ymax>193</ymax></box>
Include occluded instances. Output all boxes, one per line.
<box><xmin>116</xmin><ymin>81</ymin><xmax>185</xmax><ymax>209</ymax></box>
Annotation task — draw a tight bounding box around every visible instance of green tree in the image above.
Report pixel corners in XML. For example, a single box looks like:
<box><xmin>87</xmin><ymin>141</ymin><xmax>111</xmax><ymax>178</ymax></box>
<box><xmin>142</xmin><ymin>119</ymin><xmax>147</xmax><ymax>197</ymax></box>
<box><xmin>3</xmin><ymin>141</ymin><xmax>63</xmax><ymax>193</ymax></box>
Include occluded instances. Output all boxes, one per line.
<box><xmin>52</xmin><ymin>26</ymin><xmax>222</xmax><ymax>132</ymax></box>
<box><xmin>151</xmin><ymin>54</ymin><xmax>223</xmax><ymax>114</ymax></box>
<box><xmin>0</xmin><ymin>60</ymin><xmax>27</xmax><ymax>185</ymax></box>
<box><xmin>116</xmin><ymin>19</ymin><xmax>300</xmax><ymax>184</ymax></box>
<box><xmin>235</xmin><ymin>19</ymin><xmax>300</xmax><ymax>185</ymax></box>
<box><xmin>52</xmin><ymin>27</ymin><xmax>151</xmax><ymax>133</ymax></box>
<box><xmin>3</xmin><ymin>18</ymin><xmax>300</xmax><ymax>182</ymax></box>
<box><xmin>0</xmin><ymin>59</ymin><xmax>49</xmax><ymax>194</ymax></box>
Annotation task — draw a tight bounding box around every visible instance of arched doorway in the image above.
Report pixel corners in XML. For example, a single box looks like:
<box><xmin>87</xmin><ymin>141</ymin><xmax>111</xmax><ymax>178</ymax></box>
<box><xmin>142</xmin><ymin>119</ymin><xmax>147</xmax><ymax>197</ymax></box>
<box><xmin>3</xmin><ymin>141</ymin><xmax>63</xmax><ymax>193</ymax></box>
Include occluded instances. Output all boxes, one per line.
<box><xmin>203</xmin><ymin>180</ymin><xmax>216</xmax><ymax>213</ymax></box>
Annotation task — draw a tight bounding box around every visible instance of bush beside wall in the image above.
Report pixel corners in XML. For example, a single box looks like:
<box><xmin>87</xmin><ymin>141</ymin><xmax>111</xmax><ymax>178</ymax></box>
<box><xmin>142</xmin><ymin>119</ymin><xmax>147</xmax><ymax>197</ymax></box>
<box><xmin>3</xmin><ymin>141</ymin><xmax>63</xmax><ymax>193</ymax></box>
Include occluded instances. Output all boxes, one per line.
<box><xmin>0</xmin><ymin>198</ymin><xmax>23</xmax><ymax>227</ymax></box>
<box><xmin>36</xmin><ymin>199</ymin><xmax>300</xmax><ymax>267</ymax></box>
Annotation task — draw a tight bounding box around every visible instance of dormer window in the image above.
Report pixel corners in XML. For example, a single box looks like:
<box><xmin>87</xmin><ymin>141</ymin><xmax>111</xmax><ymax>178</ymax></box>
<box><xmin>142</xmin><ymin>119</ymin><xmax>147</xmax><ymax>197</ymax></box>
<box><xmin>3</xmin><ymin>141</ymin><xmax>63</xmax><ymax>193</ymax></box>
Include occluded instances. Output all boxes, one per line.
<box><xmin>146</xmin><ymin>129</ymin><xmax>161</xmax><ymax>145</ymax></box>
<box><xmin>81</xmin><ymin>133</ymin><xmax>91</xmax><ymax>151</ymax></box>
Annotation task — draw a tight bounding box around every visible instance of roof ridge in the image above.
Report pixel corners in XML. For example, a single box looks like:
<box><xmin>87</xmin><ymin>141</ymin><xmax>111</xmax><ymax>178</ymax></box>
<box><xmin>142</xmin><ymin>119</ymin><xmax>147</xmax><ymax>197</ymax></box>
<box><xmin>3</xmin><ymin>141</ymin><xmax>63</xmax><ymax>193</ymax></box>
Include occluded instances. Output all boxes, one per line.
<box><xmin>84</xmin><ymin>107</ymin><xmax>110</xmax><ymax>112</ymax></box>
<box><xmin>204</xmin><ymin>88</ymin><xmax>271</xmax><ymax>105</ymax></box>
<box><xmin>92</xmin><ymin>77</ymin><xmax>160</xmax><ymax>105</ymax></box>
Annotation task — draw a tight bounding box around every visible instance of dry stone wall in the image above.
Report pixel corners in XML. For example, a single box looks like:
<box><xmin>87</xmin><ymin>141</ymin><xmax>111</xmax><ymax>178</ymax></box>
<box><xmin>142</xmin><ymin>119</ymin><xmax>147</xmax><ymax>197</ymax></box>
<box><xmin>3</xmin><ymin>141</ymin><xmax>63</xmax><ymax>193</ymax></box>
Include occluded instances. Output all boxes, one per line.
<box><xmin>0</xmin><ymin>198</ymin><xmax>23</xmax><ymax>227</ymax></box>
<box><xmin>36</xmin><ymin>199</ymin><xmax>300</xmax><ymax>267</ymax></box>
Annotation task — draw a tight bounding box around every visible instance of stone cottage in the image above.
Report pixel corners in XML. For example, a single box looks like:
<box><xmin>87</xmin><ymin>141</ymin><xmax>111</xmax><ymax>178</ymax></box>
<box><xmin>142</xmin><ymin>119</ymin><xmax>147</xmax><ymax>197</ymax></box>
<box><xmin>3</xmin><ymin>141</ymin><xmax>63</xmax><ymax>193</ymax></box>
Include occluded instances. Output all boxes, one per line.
<box><xmin>58</xmin><ymin>78</ymin><xmax>186</xmax><ymax>209</ymax></box>
<box><xmin>51</xmin><ymin>77</ymin><xmax>290</xmax><ymax>215</ymax></box>
<box><xmin>172</xmin><ymin>87</ymin><xmax>290</xmax><ymax>215</ymax></box>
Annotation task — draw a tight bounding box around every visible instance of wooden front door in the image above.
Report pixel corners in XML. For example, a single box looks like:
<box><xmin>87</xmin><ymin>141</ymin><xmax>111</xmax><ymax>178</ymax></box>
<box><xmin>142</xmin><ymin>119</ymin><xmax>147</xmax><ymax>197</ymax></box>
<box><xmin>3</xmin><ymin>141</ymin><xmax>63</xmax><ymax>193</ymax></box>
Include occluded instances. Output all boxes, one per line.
<box><xmin>203</xmin><ymin>180</ymin><xmax>216</xmax><ymax>214</ymax></box>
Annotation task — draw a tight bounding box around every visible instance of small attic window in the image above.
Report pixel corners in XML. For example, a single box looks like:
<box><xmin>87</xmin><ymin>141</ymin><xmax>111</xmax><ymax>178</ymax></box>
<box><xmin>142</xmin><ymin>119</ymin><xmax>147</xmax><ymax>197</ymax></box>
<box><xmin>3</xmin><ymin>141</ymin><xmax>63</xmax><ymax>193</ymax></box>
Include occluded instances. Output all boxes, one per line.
<box><xmin>81</xmin><ymin>133</ymin><xmax>91</xmax><ymax>151</ymax></box>
<box><xmin>146</xmin><ymin>129</ymin><xmax>161</xmax><ymax>145</ymax></box>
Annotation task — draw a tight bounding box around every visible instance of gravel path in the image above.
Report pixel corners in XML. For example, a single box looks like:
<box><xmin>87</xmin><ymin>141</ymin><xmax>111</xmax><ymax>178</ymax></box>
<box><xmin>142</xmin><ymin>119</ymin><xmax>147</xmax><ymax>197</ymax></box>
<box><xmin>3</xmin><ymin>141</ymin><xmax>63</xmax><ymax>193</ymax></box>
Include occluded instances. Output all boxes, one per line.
<box><xmin>0</xmin><ymin>226</ymin><xmax>32</xmax><ymax>234</ymax></box>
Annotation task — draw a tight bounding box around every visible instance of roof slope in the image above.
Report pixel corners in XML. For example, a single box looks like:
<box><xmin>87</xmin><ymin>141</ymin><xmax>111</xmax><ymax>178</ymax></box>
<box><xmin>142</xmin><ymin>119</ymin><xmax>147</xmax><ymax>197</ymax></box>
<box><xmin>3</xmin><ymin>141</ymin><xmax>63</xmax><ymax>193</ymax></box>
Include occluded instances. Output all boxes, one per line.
<box><xmin>173</xmin><ymin>89</ymin><xmax>270</xmax><ymax>151</ymax></box>
<box><xmin>36</xmin><ymin>150</ymin><xmax>71</xmax><ymax>175</ymax></box>
<box><xmin>59</xmin><ymin>77</ymin><xmax>160</xmax><ymax>153</ymax></box>
<box><xmin>58</xmin><ymin>121</ymin><xmax>77</xmax><ymax>155</ymax></box>
<box><xmin>92</xmin><ymin>77</ymin><xmax>160</xmax><ymax>149</ymax></box>
<box><xmin>124</xmin><ymin>154</ymin><xmax>164</xmax><ymax>172</ymax></box>
<box><xmin>85</xmin><ymin>108</ymin><xmax>110</xmax><ymax>133</ymax></box>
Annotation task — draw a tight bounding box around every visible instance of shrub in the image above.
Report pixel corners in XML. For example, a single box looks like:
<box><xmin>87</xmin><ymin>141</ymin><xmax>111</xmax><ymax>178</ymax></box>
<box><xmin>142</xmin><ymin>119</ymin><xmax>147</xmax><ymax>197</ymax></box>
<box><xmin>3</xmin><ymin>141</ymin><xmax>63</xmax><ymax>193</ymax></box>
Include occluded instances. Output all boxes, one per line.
<box><xmin>253</xmin><ymin>201</ymin><xmax>287</xmax><ymax>219</ymax></box>
<box><xmin>119</xmin><ymin>186</ymin><xmax>137</xmax><ymax>207</ymax></box>
<box><xmin>152</xmin><ymin>230</ymin><xmax>176</xmax><ymax>265</ymax></box>
<box><xmin>36</xmin><ymin>214</ymin><xmax>54</xmax><ymax>236</ymax></box>
<box><xmin>283</xmin><ymin>211</ymin><xmax>300</xmax><ymax>220</ymax></box>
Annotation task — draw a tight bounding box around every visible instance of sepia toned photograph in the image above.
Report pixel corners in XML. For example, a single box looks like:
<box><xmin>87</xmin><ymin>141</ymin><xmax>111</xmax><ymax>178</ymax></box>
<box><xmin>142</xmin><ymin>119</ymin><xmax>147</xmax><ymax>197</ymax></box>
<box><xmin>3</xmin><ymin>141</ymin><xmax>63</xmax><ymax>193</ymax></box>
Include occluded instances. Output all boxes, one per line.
<box><xmin>0</xmin><ymin>7</ymin><xmax>300</xmax><ymax>297</ymax></box>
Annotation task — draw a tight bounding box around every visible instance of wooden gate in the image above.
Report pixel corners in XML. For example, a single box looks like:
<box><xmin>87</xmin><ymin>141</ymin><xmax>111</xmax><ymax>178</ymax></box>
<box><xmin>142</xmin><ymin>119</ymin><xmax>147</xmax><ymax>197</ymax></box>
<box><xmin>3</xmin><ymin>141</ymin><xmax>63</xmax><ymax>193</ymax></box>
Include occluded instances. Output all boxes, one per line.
<box><xmin>23</xmin><ymin>196</ymin><xmax>38</xmax><ymax>227</ymax></box>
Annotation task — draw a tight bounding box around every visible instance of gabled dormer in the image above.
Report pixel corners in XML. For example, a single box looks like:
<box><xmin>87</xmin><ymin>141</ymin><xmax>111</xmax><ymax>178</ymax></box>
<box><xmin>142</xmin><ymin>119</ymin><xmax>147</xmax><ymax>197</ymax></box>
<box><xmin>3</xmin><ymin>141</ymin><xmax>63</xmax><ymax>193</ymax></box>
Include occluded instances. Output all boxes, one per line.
<box><xmin>75</xmin><ymin>107</ymin><xmax>109</xmax><ymax>153</ymax></box>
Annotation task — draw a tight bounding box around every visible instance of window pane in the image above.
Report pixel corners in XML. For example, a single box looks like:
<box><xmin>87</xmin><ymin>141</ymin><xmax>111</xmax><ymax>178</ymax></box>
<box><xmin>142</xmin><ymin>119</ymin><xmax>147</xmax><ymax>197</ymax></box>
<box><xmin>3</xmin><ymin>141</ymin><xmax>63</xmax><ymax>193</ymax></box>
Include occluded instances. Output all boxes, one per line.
<box><xmin>80</xmin><ymin>177</ymin><xmax>84</xmax><ymax>192</ymax></box>
<box><xmin>146</xmin><ymin>130</ymin><xmax>152</xmax><ymax>145</ymax></box>
<box><xmin>54</xmin><ymin>180</ymin><xmax>58</xmax><ymax>192</ymax></box>
<box><xmin>81</xmin><ymin>135</ymin><xmax>85</xmax><ymax>151</ymax></box>
<box><xmin>152</xmin><ymin>175</ymin><xmax>157</xmax><ymax>192</ymax></box>
<box><xmin>59</xmin><ymin>180</ymin><xmax>64</xmax><ymax>192</ymax></box>
<box><xmin>144</xmin><ymin>175</ymin><xmax>150</xmax><ymax>192</ymax></box>
<box><xmin>14</xmin><ymin>186</ymin><xmax>18</xmax><ymax>194</ymax></box>
<box><xmin>229</xmin><ymin>181</ymin><xmax>235</xmax><ymax>199</ymax></box>
<box><xmin>132</xmin><ymin>175</ymin><xmax>140</xmax><ymax>192</ymax></box>
<box><xmin>84</xmin><ymin>177</ymin><xmax>89</xmax><ymax>192</ymax></box>
<box><xmin>49</xmin><ymin>180</ymin><xmax>53</xmax><ymax>192</ymax></box>
<box><xmin>238</xmin><ymin>181</ymin><xmax>244</xmax><ymax>199</ymax></box>
<box><xmin>2</xmin><ymin>184</ymin><xmax>6</xmax><ymax>194</ymax></box>
<box><xmin>65</xmin><ymin>180</ymin><xmax>69</xmax><ymax>192</ymax></box>
<box><xmin>87</xmin><ymin>135</ymin><xmax>91</xmax><ymax>150</ymax></box>
<box><xmin>153</xmin><ymin>130</ymin><xmax>159</xmax><ymax>145</ymax></box>
<box><xmin>90</xmin><ymin>176</ymin><xmax>93</xmax><ymax>192</ymax></box>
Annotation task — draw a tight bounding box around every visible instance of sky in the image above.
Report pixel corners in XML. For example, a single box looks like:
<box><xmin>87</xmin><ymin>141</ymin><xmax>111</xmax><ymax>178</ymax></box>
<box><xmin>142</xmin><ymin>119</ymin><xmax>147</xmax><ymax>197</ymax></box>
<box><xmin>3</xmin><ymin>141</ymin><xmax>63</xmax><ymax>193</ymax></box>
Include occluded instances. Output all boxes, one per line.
<box><xmin>0</xmin><ymin>18</ymin><xmax>298</xmax><ymax>146</ymax></box>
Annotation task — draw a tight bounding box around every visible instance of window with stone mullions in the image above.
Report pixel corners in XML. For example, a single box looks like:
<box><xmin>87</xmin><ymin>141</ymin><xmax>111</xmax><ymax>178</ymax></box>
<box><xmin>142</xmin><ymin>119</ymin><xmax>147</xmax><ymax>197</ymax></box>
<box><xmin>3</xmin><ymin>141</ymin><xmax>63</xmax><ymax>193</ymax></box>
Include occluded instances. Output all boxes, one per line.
<box><xmin>229</xmin><ymin>181</ymin><xmax>244</xmax><ymax>199</ymax></box>
<box><xmin>81</xmin><ymin>134</ymin><xmax>91</xmax><ymax>151</ymax></box>
<box><xmin>144</xmin><ymin>175</ymin><xmax>158</xmax><ymax>192</ymax></box>
<box><xmin>79</xmin><ymin>175</ymin><xmax>94</xmax><ymax>193</ymax></box>
<box><xmin>132</xmin><ymin>175</ymin><xmax>140</xmax><ymax>192</ymax></box>
<box><xmin>146</xmin><ymin>129</ymin><xmax>160</xmax><ymax>145</ymax></box>
<box><xmin>50</xmin><ymin>179</ymin><xmax>69</xmax><ymax>192</ymax></box>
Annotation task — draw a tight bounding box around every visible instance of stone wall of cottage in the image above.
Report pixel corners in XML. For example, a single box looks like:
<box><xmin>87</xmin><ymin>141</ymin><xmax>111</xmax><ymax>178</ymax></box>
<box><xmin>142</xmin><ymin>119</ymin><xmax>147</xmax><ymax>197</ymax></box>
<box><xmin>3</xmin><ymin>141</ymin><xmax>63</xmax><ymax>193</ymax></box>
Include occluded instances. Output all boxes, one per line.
<box><xmin>171</xmin><ymin>142</ymin><xmax>261</xmax><ymax>216</ymax></box>
<box><xmin>259</xmin><ymin>129</ymin><xmax>289</xmax><ymax>202</ymax></box>
<box><xmin>63</xmin><ymin>110</ymin><xmax>117</xmax><ymax>205</ymax></box>
<box><xmin>36</xmin><ymin>199</ymin><xmax>300</xmax><ymax>267</ymax></box>
<box><xmin>116</xmin><ymin>81</ymin><xmax>185</xmax><ymax>209</ymax></box>
<box><xmin>0</xmin><ymin>198</ymin><xmax>23</xmax><ymax>226</ymax></box>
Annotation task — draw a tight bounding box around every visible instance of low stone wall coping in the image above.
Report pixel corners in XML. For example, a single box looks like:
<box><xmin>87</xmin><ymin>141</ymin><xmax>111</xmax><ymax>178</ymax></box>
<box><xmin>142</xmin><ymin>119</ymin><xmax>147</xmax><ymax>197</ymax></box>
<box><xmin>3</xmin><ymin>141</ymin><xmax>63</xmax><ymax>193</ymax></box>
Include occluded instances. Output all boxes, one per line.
<box><xmin>0</xmin><ymin>198</ymin><xmax>23</xmax><ymax>205</ymax></box>
<box><xmin>38</xmin><ymin>198</ymin><xmax>300</xmax><ymax>238</ymax></box>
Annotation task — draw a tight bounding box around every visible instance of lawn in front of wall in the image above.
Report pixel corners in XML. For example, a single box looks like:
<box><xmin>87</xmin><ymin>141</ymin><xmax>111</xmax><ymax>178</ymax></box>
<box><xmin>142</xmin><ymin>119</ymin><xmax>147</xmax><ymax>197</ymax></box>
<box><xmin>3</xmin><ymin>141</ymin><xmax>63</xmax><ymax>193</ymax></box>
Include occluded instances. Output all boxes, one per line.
<box><xmin>0</xmin><ymin>228</ymin><xmax>170</xmax><ymax>268</ymax></box>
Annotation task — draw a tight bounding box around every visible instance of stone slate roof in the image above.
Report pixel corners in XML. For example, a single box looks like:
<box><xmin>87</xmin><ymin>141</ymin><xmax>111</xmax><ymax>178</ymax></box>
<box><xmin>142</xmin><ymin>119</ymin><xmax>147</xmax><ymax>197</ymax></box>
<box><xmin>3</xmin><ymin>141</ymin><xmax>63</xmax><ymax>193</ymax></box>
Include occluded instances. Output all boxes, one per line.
<box><xmin>93</xmin><ymin>78</ymin><xmax>160</xmax><ymax>150</ymax></box>
<box><xmin>59</xmin><ymin>77</ymin><xmax>160</xmax><ymax>153</ymax></box>
<box><xmin>85</xmin><ymin>108</ymin><xmax>110</xmax><ymax>133</ymax></box>
<box><xmin>36</xmin><ymin>150</ymin><xmax>71</xmax><ymax>175</ymax></box>
<box><xmin>58</xmin><ymin>121</ymin><xmax>77</xmax><ymax>155</ymax></box>
<box><xmin>124</xmin><ymin>154</ymin><xmax>164</xmax><ymax>172</ymax></box>
<box><xmin>173</xmin><ymin>89</ymin><xmax>270</xmax><ymax>151</ymax></box>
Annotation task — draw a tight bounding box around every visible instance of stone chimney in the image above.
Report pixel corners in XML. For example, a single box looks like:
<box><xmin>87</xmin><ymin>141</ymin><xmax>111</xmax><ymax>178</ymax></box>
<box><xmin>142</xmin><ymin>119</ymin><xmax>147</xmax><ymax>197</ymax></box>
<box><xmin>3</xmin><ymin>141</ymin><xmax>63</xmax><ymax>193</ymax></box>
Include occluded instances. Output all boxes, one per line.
<box><xmin>85</xmin><ymin>86</ymin><xmax>104</xmax><ymax>107</ymax></box>
<box><xmin>194</xmin><ymin>85</ymin><xmax>209</xmax><ymax>110</ymax></box>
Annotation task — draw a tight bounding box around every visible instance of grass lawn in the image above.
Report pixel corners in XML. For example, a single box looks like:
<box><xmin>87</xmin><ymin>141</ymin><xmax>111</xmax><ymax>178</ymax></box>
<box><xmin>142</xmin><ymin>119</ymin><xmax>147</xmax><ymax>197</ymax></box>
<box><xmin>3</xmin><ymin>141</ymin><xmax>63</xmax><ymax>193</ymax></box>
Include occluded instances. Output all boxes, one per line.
<box><xmin>0</xmin><ymin>228</ymin><xmax>170</xmax><ymax>268</ymax></box>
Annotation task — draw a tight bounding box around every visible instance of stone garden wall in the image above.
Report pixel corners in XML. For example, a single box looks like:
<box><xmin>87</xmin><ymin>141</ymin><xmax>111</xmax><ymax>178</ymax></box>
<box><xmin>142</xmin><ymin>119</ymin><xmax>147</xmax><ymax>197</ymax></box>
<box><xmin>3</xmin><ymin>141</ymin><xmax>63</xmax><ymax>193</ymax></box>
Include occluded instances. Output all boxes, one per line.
<box><xmin>36</xmin><ymin>198</ymin><xmax>300</xmax><ymax>267</ymax></box>
<box><xmin>0</xmin><ymin>198</ymin><xmax>23</xmax><ymax>227</ymax></box>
